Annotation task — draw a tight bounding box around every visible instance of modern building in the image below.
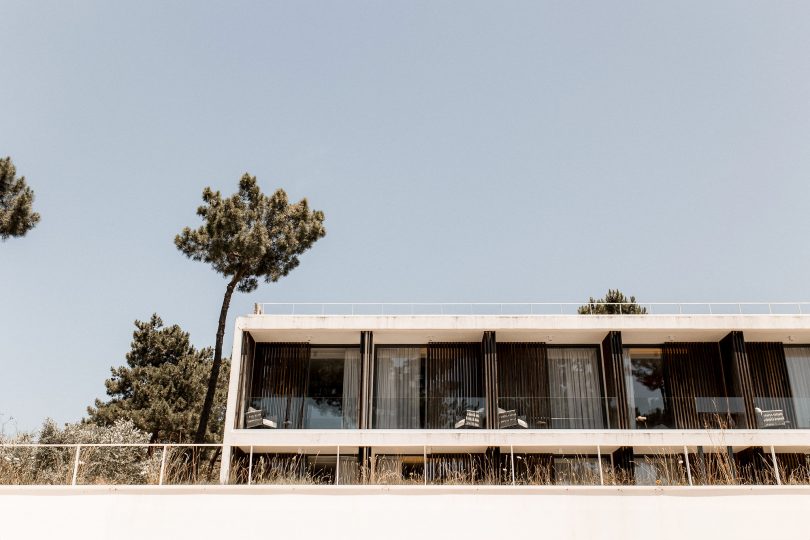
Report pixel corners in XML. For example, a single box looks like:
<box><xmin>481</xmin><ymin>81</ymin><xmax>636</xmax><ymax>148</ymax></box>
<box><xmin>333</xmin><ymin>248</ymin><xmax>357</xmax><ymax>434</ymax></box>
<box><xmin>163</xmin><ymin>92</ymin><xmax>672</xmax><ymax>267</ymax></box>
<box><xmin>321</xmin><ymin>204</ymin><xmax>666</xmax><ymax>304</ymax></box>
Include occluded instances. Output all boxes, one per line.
<box><xmin>220</xmin><ymin>303</ymin><xmax>810</xmax><ymax>487</ymax></box>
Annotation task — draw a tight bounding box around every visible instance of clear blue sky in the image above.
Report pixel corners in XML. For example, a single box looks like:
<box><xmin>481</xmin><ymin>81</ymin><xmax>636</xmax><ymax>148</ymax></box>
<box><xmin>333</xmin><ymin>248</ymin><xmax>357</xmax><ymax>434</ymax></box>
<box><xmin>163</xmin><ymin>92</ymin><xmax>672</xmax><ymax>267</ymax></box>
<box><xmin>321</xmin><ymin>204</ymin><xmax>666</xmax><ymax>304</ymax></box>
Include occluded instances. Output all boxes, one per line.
<box><xmin>2</xmin><ymin>1</ymin><xmax>809</xmax><ymax>433</ymax></box>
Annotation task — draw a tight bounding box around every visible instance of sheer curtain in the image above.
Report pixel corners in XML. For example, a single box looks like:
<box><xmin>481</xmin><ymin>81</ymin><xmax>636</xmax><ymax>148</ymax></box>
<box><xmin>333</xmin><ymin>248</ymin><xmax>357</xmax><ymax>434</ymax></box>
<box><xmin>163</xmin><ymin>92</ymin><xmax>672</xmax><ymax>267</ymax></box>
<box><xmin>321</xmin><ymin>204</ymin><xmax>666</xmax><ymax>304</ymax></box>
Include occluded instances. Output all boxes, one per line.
<box><xmin>373</xmin><ymin>347</ymin><xmax>422</xmax><ymax>428</ymax></box>
<box><xmin>342</xmin><ymin>349</ymin><xmax>361</xmax><ymax>429</ymax></box>
<box><xmin>785</xmin><ymin>347</ymin><xmax>810</xmax><ymax>429</ymax></box>
<box><xmin>547</xmin><ymin>348</ymin><xmax>604</xmax><ymax>428</ymax></box>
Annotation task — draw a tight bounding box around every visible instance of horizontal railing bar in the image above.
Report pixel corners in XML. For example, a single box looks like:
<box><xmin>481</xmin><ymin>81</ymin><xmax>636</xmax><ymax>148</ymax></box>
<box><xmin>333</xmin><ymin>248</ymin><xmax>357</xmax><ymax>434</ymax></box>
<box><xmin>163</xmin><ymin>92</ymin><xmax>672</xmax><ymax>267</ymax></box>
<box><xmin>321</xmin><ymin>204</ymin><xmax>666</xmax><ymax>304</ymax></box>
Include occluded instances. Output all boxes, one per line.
<box><xmin>253</xmin><ymin>302</ymin><xmax>810</xmax><ymax>316</ymax></box>
<box><xmin>256</xmin><ymin>302</ymin><xmax>810</xmax><ymax>305</ymax></box>
<box><xmin>0</xmin><ymin>443</ymin><xmax>222</xmax><ymax>448</ymax></box>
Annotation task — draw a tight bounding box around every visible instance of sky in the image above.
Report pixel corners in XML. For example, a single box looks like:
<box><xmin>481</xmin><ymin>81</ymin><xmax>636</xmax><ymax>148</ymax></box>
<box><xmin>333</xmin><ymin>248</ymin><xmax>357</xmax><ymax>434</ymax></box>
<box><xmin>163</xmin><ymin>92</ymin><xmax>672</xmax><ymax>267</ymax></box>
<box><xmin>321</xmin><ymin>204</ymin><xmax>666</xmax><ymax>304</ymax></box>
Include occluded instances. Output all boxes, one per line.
<box><xmin>1</xmin><ymin>1</ymin><xmax>810</xmax><ymax>433</ymax></box>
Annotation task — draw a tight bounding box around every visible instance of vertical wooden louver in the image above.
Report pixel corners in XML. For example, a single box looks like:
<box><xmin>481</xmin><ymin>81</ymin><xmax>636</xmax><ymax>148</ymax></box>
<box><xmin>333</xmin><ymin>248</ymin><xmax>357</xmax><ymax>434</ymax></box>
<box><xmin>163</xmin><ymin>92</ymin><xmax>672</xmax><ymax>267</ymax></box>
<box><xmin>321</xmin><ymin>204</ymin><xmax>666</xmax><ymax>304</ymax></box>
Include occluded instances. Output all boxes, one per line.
<box><xmin>719</xmin><ymin>332</ymin><xmax>756</xmax><ymax>429</ymax></box>
<box><xmin>663</xmin><ymin>343</ymin><xmax>730</xmax><ymax>429</ymax></box>
<box><xmin>236</xmin><ymin>331</ymin><xmax>256</xmax><ymax>428</ymax></box>
<box><xmin>496</xmin><ymin>343</ymin><xmax>549</xmax><ymax>429</ymax></box>
<box><xmin>746</xmin><ymin>342</ymin><xmax>796</xmax><ymax>426</ymax></box>
<box><xmin>601</xmin><ymin>332</ymin><xmax>630</xmax><ymax>429</ymax></box>
<box><xmin>359</xmin><ymin>331</ymin><xmax>374</xmax><ymax>429</ymax></box>
<box><xmin>250</xmin><ymin>343</ymin><xmax>311</xmax><ymax>428</ymax></box>
<box><xmin>482</xmin><ymin>332</ymin><xmax>498</xmax><ymax>429</ymax></box>
<box><xmin>425</xmin><ymin>343</ymin><xmax>484</xmax><ymax>429</ymax></box>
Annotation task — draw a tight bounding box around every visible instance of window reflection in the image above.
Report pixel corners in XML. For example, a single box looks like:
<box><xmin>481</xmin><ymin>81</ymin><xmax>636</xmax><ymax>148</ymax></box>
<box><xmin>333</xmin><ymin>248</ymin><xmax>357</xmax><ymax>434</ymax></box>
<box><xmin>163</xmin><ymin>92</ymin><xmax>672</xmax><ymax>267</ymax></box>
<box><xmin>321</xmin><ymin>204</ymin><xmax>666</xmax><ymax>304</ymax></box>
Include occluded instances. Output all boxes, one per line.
<box><xmin>306</xmin><ymin>347</ymin><xmax>361</xmax><ymax>429</ymax></box>
<box><xmin>245</xmin><ymin>345</ymin><xmax>360</xmax><ymax>429</ymax></box>
<box><xmin>624</xmin><ymin>348</ymin><xmax>674</xmax><ymax>429</ymax></box>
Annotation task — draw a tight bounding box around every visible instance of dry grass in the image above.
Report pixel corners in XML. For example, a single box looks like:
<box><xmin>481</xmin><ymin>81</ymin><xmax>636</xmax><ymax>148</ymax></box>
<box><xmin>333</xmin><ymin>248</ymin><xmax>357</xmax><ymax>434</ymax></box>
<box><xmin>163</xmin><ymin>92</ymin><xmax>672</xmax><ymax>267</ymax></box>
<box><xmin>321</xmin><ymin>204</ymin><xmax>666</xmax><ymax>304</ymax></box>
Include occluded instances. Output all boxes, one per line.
<box><xmin>0</xmin><ymin>445</ymin><xmax>220</xmax><ymax>486</ymax></box>
<box><xmin>234</xmin><ymin>454</ymin><xmax>333</xmax><ymax>485</ymax></box>
<box><xmin>371</xmin><ymin>455</ymin><xmax>424</xmax><ymax>485</ymax></box>
<box><xmin>778</xmin><ymin>460</ymin><xmax>810</xmax><ymax>485</ymax></box>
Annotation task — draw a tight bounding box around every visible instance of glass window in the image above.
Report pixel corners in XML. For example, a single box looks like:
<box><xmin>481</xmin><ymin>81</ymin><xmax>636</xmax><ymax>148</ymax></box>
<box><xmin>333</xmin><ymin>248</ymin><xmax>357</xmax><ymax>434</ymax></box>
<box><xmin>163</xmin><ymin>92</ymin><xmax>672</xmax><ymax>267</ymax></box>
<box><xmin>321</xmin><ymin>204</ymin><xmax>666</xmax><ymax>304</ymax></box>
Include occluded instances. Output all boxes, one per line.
<box><xmin>244</xmin><ymin>344</ymin><xmax>360</xmax><ymax>429</ymax></box>
<box><xmin>624</xmin><ymin>348</ymin><xmax>674</xmax><ymax>429</ymax></box>
<box><xmin>785</xmin><ymin>346</ymin><xmax>810</xmax><ymax>429</ymax></box>
<box><xmin>373</xmin><ymin>347</ymin><xmax>425</xmax><ymax>428</ymax></box>
<box><xmin>547</xmin><ymin>347</ymin><xmax>605</xmax><ymax>429</ymax></box>
<box><xmin>497</xmin><ymin>344</ymin><xmax>605</xmax><ymax>429</ymax></box>
<box><xmin>304</xmin><ymin>347</ymin><xmax>361</xmax><ymax>429</ymax></box>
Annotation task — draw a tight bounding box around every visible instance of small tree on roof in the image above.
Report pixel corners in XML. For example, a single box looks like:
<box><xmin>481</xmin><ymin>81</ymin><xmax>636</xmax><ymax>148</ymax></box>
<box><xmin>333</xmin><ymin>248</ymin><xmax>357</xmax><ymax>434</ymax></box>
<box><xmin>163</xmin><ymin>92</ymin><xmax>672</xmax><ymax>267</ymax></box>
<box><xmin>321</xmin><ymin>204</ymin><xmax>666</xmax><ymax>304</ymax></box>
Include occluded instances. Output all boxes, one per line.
<box><xmin>176</xmin><ymin>173</ymin><xmax>326</xmax><ymax>442</ymax></box>
<box><xmin>578</xmin><ymin>289</ymin><xmax>648</xmax><ymax>314</ymax></box>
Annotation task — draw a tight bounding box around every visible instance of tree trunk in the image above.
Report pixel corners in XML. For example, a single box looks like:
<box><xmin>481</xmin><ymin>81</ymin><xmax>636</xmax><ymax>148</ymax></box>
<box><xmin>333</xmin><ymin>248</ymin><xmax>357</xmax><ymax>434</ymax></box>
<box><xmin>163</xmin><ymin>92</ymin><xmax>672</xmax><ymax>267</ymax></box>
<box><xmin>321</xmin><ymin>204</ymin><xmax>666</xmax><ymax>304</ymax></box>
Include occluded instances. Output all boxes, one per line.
<box><xmin>195</xmin><ymin>273</ymin><xmax>241</xmax><ymax>443</ymax></box>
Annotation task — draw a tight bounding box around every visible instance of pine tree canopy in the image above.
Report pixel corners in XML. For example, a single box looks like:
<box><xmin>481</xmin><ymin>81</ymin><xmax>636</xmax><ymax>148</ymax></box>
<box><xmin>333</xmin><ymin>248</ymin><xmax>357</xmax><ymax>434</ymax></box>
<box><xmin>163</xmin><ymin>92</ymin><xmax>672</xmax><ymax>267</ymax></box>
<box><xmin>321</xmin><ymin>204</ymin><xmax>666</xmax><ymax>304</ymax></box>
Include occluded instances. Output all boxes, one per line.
<box><xmin>578</xmin><ymin>289</ymin><xmax>648</xmax><ymax>314</ymax></box>
<box><xmin>175</xmin><ymin>173</ymin><xmax>326</xmax><ymax>291</ymax></box>
<box><xmin>87</xmin><ymin>314</ymin><xmax>230</xmax><ymax>443</ymax></box>
<box><xmin>175</xmin><ymin>173</ymin><xmax>326</xmax><ymax>442</ymax></box>
<box><xmin>0</xmin><ymin>157</ymin><xmax>40</xmax><ymax>240</ymax></box>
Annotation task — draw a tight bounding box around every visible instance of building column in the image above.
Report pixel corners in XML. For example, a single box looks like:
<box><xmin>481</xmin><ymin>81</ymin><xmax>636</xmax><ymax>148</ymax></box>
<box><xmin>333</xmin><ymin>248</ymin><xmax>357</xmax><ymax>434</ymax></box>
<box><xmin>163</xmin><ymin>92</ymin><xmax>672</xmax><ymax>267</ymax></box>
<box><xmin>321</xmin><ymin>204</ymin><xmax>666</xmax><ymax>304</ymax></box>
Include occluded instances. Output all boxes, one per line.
<box><xmin>601</xmin><ymin>331</ymin><xmax>630</xmax><ymax>429</ymax></box>
<box><xmin>360</xmin><ymin>331</ymin><xmax>374</xmax><ymax>429</ymax></box>
<box><xmin>482</xmin><ymin>331</ymin><xmax>498</xmax><ymax>429</ymax></box>
<box><xmin>720</xmin><ymin>331</ymin><xmax>756</xmax><ymax>429</ymax></box>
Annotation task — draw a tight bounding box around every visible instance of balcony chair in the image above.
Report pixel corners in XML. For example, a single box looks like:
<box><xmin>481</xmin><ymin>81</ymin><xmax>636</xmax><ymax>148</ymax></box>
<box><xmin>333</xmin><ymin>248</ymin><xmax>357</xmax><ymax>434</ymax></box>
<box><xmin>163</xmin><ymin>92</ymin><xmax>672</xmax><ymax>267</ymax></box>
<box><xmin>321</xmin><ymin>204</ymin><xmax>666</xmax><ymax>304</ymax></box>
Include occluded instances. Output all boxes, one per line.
<box><xmin>754</xmin><ymin>407</ymin><xmax>789</xmax><ymax>429</ymax></box>
<box><xmin>454</xmin><ymin>408</ymin><xmax>484</xmax><ymax>429</ymax></box>
<box><xmin>245</xmin><ymin>407</ymin><xmax>278</xmax><ymax>429</ymax></box>
<box><xmin>498</xmin><ymin>408</ymin><xmax>528</xmax><ymax>429</ymax></box>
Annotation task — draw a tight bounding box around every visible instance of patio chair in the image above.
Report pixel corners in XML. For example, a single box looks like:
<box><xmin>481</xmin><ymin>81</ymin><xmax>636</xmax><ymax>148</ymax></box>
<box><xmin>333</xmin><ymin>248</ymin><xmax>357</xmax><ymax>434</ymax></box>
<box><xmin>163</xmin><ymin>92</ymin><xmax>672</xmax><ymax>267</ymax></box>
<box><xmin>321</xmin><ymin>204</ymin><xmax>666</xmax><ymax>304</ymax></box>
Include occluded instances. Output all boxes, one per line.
<box><xmin>245</xmin><ymin>407</ymin><xmax>278</xmax><ymax>429</ymax></box>
<box><xmin>454</xmin><ymin>408</ymin><xmax>484</xmax><ymax>429</ymax></box>
<box><xmin>755</xmin><ymin>407</ymin><xmax>789</xmax><ymax>429</ymax></box>
<box><xmin>498</xmin><ymin>408</ymin><xmax>528</xmax><ymax>429</ymax></box>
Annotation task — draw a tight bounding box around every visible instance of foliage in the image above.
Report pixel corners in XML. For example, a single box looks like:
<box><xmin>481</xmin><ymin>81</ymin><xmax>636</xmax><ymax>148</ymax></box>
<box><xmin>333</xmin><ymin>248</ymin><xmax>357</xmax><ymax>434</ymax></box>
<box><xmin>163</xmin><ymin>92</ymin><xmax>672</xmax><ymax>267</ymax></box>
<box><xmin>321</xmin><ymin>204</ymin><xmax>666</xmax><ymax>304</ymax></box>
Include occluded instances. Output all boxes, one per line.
<box><xmin>0</xmin><ymin>419</ymin><xmax>158</xmax><ymax>485</ymax></box>
<box><xmin>577</xmin><ymin>289</ymin><xmax>648</xmax><ymax>314</ymax></box>
<box><xmin>175</xmin><ymin>173</ymin><xmax>326</xmax><ymax>442</ymax></box>
<box><xmin>0</xmin><ymin>156</ymin><xmax>40</xmax><ymax>240</ymax></box>
<box><xmin>87</xmin><ymin>314</ymin><xmax>230</xmax><ymax>443</ymax></box>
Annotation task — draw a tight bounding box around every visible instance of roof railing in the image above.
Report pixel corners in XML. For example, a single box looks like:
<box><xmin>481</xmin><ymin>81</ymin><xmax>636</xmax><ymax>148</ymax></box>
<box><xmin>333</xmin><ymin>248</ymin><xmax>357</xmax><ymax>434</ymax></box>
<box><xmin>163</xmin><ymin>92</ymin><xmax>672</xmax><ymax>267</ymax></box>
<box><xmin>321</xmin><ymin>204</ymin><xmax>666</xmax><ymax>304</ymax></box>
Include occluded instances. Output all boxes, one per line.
<box><xmin>253</xmin><ymin>302</ymin><xmax>810</xmax><ymax>316</ymax></box>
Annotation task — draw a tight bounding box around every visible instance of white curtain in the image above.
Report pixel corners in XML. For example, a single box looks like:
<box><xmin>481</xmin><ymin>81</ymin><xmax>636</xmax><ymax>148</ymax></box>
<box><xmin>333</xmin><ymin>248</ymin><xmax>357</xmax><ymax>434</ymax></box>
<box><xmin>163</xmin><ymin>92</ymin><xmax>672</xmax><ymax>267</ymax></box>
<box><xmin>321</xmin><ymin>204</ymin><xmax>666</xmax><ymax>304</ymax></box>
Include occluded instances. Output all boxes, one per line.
<box><xmin>785</xmin><ymin>347</ymin><xmax>810</xmax><ymax>429</ymax></box>
<box><xmin>548</xmin><ymin>348</ymin><xmax>604</xmax><ymax>429</ymax></box>
<box><xmin>373</xmin><ymin>347</ymin><xmax>422</xmax><ymax>428</ymax></box>
<box><xmin>342</xmin><ymin>349</ymin><xmax>361</xmax><ymax>429</ymax></box>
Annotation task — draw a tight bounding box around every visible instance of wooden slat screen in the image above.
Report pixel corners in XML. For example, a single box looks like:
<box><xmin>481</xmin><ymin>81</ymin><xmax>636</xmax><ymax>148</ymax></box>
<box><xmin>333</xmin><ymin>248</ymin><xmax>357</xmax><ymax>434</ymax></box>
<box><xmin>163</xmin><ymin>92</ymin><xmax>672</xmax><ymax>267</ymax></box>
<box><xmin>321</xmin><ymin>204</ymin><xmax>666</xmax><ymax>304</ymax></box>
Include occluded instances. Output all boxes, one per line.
<box><xmin>496</xmin><ymin>343</ymin><xmax>549</xmax><ymax>429</ymax></box>
<box><xmin>746</xmin><ymin>342</ymin><xmax>796</xmax><ymax>426</ymax></box>
<box><xmin>236</xmin><ymin>331</ymin><xmax>256</xmax><ymax>428</ymax></box>
<box><xmin>249</xmin><ymin>343</ymin><xmax>311</xmax><ymax>429</ymax></box>
<box><xmin>359</xmin><ymin>331</ymin><xmax>373</xmax><ymax>429</ymax></box>
<box><xmin>482</xmin><ymin>332</ymin><xmax>498</xmax><ymax>428</ymax></box>
<box><xmin>425</xmin><ymin>343</ymin><xmax>484</xmax><ymax>429</ymax></box>
<box><xmin>663</xmin><ymin>343</ymin><xmax>730</xmax><ymax>429</ymax></box>
<box><xmin>602</xmin><ymin>332</ymin><xmax>629</xmax><ymax>429</ymax></box>
<box><xmin>719</xmin><ymin>332</ymin><xmax>757</xmax><ymax>429</ymax></box>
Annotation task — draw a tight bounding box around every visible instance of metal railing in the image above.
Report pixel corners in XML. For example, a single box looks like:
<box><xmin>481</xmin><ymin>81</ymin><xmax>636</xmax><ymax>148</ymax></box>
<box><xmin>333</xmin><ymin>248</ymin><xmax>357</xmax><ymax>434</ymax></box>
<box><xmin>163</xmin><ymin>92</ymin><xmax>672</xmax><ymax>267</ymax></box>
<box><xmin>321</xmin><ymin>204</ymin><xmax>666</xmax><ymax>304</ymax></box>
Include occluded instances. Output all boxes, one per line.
<box><xmin>2</xmin><ymin>442</ymin><xmax>809</xmax><ymax>487</ymax></box>
<box><xmin>253</xmin><ymin>302</ymin><xmax>810</xmax><ymax>316</ymax></box>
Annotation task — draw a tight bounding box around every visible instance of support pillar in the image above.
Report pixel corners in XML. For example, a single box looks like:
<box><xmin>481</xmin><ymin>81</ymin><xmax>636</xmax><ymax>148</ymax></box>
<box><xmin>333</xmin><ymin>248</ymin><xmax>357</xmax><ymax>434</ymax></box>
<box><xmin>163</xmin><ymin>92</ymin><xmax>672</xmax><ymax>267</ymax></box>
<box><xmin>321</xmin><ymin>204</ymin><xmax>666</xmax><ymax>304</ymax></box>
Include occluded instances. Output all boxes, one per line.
<box><xmin>360</xmin><ymin>331</ymin><xmax>374</xmax><ymax>429</ymax></box>
<box><xmin>482</xmin><ymin>331</ymin><xmax>498</xmax><ymax>429</ymax></box>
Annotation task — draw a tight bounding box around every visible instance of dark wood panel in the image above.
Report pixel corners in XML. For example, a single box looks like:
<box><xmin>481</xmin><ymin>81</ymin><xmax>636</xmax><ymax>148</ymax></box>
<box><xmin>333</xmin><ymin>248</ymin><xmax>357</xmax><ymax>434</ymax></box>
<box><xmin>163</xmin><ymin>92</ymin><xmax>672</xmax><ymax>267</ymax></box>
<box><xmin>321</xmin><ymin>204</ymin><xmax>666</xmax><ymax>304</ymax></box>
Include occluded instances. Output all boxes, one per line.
<box><xmin>425</xmin><ymin>343</ymin><xmax>484</xmax><ymax>429</ymax></box>
<box><xmin>602</xmin><ymin>332</ymin><xmax>629</xmax><ymax>429</ymax></box>
<box><xmin>720</xmin><ymin>332</ymin><xmax>756</xmax><ymax>429</ymax></box>
<box><xmin>496</xmin><ymin>343</ymin><xmax>549</xmax><ymax>428</ymax></box>
<box><xmin>482</xmin><ymin>332</ymin><xmax>498</xmax><ymax>429</ymax></box>
<box><xmin>250</xmin><ymin>343</ymin><xmax>311</xmax><ymax>428</ymax></box>
<box><xmin>746</xmin><ymin>342</ymin><xmax>796</xmax><ymax>426</ymax></box>
<box><xmin>663</xmin><ymin>342</ymin><xmax>730</xmax><ymax>429</ymax></box>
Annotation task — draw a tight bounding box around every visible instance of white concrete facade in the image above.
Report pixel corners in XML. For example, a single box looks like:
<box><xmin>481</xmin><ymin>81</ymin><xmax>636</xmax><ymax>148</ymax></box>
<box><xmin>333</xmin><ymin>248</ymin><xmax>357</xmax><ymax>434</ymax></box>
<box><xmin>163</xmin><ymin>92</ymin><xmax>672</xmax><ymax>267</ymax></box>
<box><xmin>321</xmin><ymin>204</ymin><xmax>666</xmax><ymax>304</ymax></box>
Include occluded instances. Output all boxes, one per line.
<box><xmin>3</xmin><ymin>485</ymin><xmax>810</xmax><ymax>540</ymax></box>
<box><xmin>221</xmin><ymin>313</ymin><xmax>810</xmax><ymax>484</ymax></box>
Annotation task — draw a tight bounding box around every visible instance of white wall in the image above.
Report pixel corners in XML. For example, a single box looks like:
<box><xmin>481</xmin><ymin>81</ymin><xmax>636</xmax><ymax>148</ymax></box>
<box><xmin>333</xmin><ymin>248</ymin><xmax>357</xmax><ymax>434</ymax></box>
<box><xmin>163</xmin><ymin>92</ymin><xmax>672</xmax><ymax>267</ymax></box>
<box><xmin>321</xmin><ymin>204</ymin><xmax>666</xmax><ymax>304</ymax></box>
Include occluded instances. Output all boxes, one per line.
<box><xmin>2</xmin><ymin>486</ymin><xmax>810</xmax><ymax>540</ymax></box>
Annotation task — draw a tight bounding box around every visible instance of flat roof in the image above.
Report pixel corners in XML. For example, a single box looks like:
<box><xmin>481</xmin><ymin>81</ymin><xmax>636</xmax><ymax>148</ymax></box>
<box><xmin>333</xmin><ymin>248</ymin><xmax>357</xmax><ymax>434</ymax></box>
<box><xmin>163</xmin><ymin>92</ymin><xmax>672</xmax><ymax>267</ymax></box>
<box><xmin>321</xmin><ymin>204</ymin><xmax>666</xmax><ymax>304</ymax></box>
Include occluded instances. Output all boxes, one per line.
<box><xmin>237</xmin><ymin>314</ymin><xmax>810</xmax><ymax>345</ymax></box>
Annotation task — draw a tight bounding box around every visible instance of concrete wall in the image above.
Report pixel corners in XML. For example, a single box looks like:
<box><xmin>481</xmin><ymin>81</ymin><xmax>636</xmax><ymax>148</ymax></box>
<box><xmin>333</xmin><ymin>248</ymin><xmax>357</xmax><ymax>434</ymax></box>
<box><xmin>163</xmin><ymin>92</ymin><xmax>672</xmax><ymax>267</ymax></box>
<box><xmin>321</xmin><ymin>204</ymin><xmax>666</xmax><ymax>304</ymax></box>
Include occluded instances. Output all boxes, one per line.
<box><xmin>3</xmin><ymin>486</ymin><xmax>810</xmax><ymax>540</ymax></box>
